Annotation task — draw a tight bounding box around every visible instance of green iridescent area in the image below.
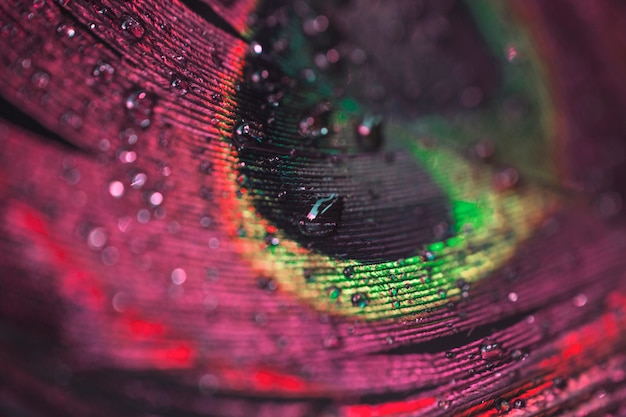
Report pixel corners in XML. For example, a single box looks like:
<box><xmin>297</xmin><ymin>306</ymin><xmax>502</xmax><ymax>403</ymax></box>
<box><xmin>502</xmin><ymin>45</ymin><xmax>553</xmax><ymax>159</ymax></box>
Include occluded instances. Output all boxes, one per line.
<box><xmin>227</xmin><ymin>1</ymin><xmax>560</xmax><ymax>320</ymax></box>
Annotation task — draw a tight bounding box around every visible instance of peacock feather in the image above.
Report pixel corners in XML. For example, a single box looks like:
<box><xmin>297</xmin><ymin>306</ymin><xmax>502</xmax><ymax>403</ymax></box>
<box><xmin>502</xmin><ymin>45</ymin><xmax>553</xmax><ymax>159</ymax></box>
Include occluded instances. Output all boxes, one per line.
<box><xmin>1</xmin><ymin>0</ymin><xmax>626</xmax><ymax>416</ymax></box>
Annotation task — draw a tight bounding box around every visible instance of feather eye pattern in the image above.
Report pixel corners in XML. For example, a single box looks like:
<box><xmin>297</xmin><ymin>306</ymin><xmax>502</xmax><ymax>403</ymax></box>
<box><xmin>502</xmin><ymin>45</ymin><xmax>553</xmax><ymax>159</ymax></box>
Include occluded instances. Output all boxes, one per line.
<box><xmin>1</xmin><ymin>1</ymin><xmax>626</xmax><ymax>416</ymax></box>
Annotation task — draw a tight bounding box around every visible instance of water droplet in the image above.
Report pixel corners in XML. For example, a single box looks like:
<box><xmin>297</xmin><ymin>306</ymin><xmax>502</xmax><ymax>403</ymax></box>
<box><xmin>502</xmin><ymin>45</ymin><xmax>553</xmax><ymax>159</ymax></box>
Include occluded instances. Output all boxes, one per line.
<box><xmin>505</xmin><ymin>44</ymin><xmax>519</xmax><ymax>63</ymax></box>
<box><xmin>200</xmin><ymin>215</ymin><xmax>212</xmax><ymax>228</ymax></box>
<box><xmin>236</xmin><ymin>174</ymin><xmax>248</xmax><ymax>187</ymax></box>
<box><xmin>125</xmin><ymin>89</ymin><xmax>154</xmax><ymax>128</ymax></box>
<box><xmin>351</xmin><ymin>292</ymin><xmax>369</xmax><ymax>308</ymax></box>
<box><xmin>249</xmin><ymin>68</ymin><xmax>269</xmax><ymax>85</ymax></box>
<box><xmin>343</xmin><ymin>266</ymin><xmax>354</xmax><ymax>278</ymax></box>
<box><xmin>299</xmin><ymin>101</ymin><xmax>332</xmax><ymax>139</ymax></box>
<box><xmin>298</xmin><ymin>194</ymin><xmax>343</xmax><ymax>237</ymax></box>
<box><xmin>494</xmin><ymin>167</ymin><xmax>519</xmax><ymax>191</ymax></box>
<box><xmin>92</xmin><ymin>61</ymin><xmax>115</xmax><ymax>83</ymax></box>
<box><xmin>474</xmin><ymin>139</ymin><xmax>495</xmax><ymax>159</ymax></box>
<box><xmin>60</xmin><ymin>111</ymin><xmax>82</xmax><ymax>130</ymax></box>
<box><xmin>56</xmin><ymin>23</ymin><xmax>76</xmax><ymax>38</ymax></box>
<box><xmin>510</xmin><ymin>349</ymin><xmax>528</xmax><ymax>362</ymax></box>
<box><xmin>137</xmin><ymin>209</ymin><xmax>150</xmax><ymax>223</ymax></box>
<box><xmin>120</xmin><ymin>128</ymin><xmax>138</xmax><ymax>144</ymax></box>
<box><xmin>118</xmin><ymin>150</ymin><xmax>136</xmax><ymax>164</ymax></box>
<box><xmin>480</xmin><ymin>342</ymin><xmax>503</xmax><ymax>361</ymax></box>
<box><xmin>507</xmin><ymin>292</ymin><xmax>518</xmax><ymax>302</ymax></box>
<box><xmin>494</xmin><ymin>398</ymin><xmax>511</xmax><ymax>413</ymax></box>
<box><xmin>87</xmin><ymin>227</ymin><xmax>107</xmax><ymax>250</ymax></box>
<box><xmin>257</xmin><ymin>276</ymin><xmax>277</xmax><ymax>292</ymax></box>
<box><xmin>437</xmin><ymin>400</ymin><xmax>451</xmax><ymax>410</ymax></box>
<box><xmin>31</xmin><ymin>71</ymin><xmax>49</xmax><ymax>89</ymax></box>
<box><xmin>445</xmin><ymin>351</ymin><xmax>456</xmax><ymax>359</ymax></box>
<box><xmin>131</xmin><ymin>172</ymin><xmax>147</xmax><ymax>189</ymax></box>
<box><xmin>327</xmin><ymin>285</ymin><xmax>341</xmax><ymax>299</ymax></box>
<box><xmin>553</xmin><ymin>376</ymin><xmax>567</xmax><ymax>390</ymax></box>
<box><xmin>232</xmin><ymin>121</ymin><xmax>265</xmax><ymax>149</ymax></box>
<box><xmin>119</xmin><ymin>14</ymin><xmax>145</xmax><ymax>40</ymax></box>
<box><xmin>112</xmin><ymin>292</ymin><xmax>129</xmax><ymax>312</ymax></box>
<box><xmin>355</xmin><ymin>115</ymin><xmax>384</xmax><ymax>152</ymax></box>
<box><xmin>512</xmin><ymin>399</ymin><xmax>525</xmax><ymax>409</ymax></box>
<box><xmin>148</xmin><ymin>191</ymin><xmax>163</xmax><ymax>207</ymax></box>
<box><xmin>171</xmin><ymin>268</ymin><xmax>187</xmax><ymax>285</ymax></box>
<box><xmin>170</xmin><ymin>74</ymin><xmax>190</xmax><ymax>96</ymax></box>
<box><xmin>101</xmin><ymin>246</ymin><xmax>120</xmax><ymax>265</ymax></box>
<box><xmin>572</xmin><ymin>293</ymin><xmax>587</xmax><ymax>307</ymax></box>
<box><xmin>250</xmin><ymin>41</ymin><xmax>263</xmax><ymax>55</ymax></box>
<box><xmin>108</xmin><ymin>180</ymin><xmax>124</xmax><ymax>198</ymax></box>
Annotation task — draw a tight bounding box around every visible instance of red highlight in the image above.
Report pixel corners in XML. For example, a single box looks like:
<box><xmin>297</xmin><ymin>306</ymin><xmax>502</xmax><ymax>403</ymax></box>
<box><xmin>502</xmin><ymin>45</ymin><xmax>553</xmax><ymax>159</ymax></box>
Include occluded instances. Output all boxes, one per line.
<box><xmin>253</xmin><ymin>369</ymin><xmax>307</xmax><ymax>392</ymax></box>
<box><xmin>127</xmin><ymin>317</ymin><xmax>166</xmax><ymax>338</ymax></box>
<box><xmin>161</xmin><ymin>344</ymin><xmax>194</xmax><ymax>365</ymax></box>
<box><xmin>345</xmin><ymin>397</ymin><xmax>436</xmax><ymax>417</ymax></box>
<box><xmin>22</xmin><ymin>210</ymin><xmax>48</xmax><ymax>237</ymax></box>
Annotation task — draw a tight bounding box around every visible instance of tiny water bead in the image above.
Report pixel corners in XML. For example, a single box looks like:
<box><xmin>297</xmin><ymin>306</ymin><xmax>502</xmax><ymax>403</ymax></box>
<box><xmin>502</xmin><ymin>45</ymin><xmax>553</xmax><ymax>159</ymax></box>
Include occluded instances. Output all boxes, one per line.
<box><xmin>171</xmin><ymin>268</ymin><xmax>187</xmax><ymax>285</ymax></box>
<box><xmin>298</xmin><ymin>194</ymin><xmax>344</xmax><ymax>237</ymax></box>
<box><xmin>108</xmin><ymin>180</ymin><xmax>124</xmax><ymax>198</ymax></box>
<box><xmin>87</xmin><ymin>227</ymin><xmax>107</xmax><ymax>250</ymax></box>
<box><xmin>31</xmin><ymin>71</ymin><xmax>49</xmax><ymax>89</ymax></box>
<box><xmin>351</xmin><ymin>292</ymin><xmax>369</xmax><ymax>308</ymax></box>
<box><xmin>494</xmin><ymin>398</ymin><xmax>511</xmax><ymax>413</ymax></box>
<box><xmin>257</xmin><ymin>276</ymin><xmax>278</xmax><ymax>292</ymax></box>
<box><xmin>92</xmin><ymin>61</ymin><xmax>115</xmax><ymax>83</ymax></box>
<box><xmin>170</xmin><ymin>74</ymin><xmax>190</xmax><ymax>96</ymax></box>
<box><xmin>131</xmin><ymin>172</ymin><xmax>147</xmax><ymax>189</ymax></box>
<box><xmin>298</xmin><ymin>100</ymin><xmax>332</xmax><ymax>140</ymax></box>
<box><xmin>148</xmin><ymin>191</ymin><xmax>163</xmax><ymax>207</ymax></box>
<box><xmin>56</xmin><ymin>23</ymin><xmax>76</xmax><ymax>38</ymax></box>
<box><xmin>125</xmin><ymin>89</ymin><xmax>155</xmax><ymax>128</ymax></box>
<box><xmin>510</xmin><ymin>349</ymin><xmax>528</xmax><ymax>362</ymax></box>
<box><xmin>355</xmin><ymin>115</ymin><xmax>384</xmax><ymax>152</ymax></box>
<box><xmin>119</xmin><ymin>149</ymin><xmax>137</xmax><ymax>163</ymax></box>
<box><xmin>327</xmin><ymin>285</ymin><xmax>341</xmax><ymax>300</ymax></box>
<box><xmin>232</xmin><ymin>121</ymin><xmax>265</xmax><ymax>149</ymax></box>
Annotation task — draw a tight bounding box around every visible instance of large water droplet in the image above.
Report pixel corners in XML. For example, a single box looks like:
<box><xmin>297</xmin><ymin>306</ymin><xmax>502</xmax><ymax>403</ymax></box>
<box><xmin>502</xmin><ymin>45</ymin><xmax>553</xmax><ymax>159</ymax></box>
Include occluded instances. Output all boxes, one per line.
<box><xmin>480</xmin><ymin>342</ymin><xmax>503</xmax><ymax>361</ymax></box>
<box><xmin>298</xmin><ymin>194</ymin><xmax>343</xmax><ymax>237</ymax></box>
<box><xmin>119</xmin><ymin>14</ymin><xmax>145</xmax><ymax>40</ymax></box>
<box><xmin>355</xmin><ymin>115</ymin><xmax>384</xmax><ymax>151</ymax></box>
<box><xmin>125</xmin><ymin>89</ymin><xmax>154</xmax><ymax>128</ymax></box>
